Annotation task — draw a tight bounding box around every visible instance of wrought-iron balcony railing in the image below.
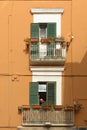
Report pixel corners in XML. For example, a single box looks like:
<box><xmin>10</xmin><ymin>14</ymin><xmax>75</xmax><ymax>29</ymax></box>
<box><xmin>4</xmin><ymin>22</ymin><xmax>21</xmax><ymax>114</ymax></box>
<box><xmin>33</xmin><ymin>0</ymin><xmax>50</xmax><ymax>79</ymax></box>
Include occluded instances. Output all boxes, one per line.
<box><xmin>30</xmin><ymin>42</ymin><xmax>67</xmax><ymax>65</ymax></box>
<box><xmin>21</xmin><ymin>106</ymin><xmax>74</xmax><ymax>126</ymax></box>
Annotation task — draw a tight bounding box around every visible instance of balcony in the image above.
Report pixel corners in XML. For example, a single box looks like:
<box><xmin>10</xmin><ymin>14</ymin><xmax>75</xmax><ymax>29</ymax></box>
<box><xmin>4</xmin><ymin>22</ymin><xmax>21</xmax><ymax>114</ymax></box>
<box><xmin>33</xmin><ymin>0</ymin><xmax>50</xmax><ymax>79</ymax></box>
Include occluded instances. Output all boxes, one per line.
<box><xmin>20</xmin><ymin>105</ymin><xmax>74</xmax><ymax>126</ymax></box>
<box><xmin>30</xmin><ymin>41</ymin><xmax>67</xmax><ymax>66</ymax></box>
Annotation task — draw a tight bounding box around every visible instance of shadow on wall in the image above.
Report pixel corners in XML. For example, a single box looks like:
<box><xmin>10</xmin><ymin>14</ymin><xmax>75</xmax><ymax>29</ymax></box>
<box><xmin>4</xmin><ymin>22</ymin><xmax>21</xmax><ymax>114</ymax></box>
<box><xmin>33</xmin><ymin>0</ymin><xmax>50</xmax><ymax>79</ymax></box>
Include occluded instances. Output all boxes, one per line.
<box><xmin>63</xmin><ymin>51</ymin><xmax>87</xmax><ymax>125</ymax></box>
<box><xmin>63</xmin><ymin>51</ymin><xmax>87</xmax><ymax>104</ymax></box>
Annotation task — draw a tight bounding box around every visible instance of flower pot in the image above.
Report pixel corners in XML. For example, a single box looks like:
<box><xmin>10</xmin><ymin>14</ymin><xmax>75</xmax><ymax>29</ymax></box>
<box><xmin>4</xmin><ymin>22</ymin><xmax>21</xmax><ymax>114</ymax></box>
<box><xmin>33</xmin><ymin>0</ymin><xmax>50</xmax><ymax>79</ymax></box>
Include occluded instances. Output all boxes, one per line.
<box><xmin>41</xmin><ymin>38</ymin><xmax>51</xmax><ymax>43</ymax></box>
<box><xmin>32</xmin><ymin>105</ymin><xmax>41</xmax><ymax>109</ymax></box>
<box><xmin>22</xmin><ymin>105</ymin><xmax>30</xmax><ymax>110</ymax></box>
<box><xmin>25</xmin><ymin>42</ymin><xmax>29</xmax><ymax>49</ymax></box>
<box><xmin>54</xmin><ymin>105</ymin><xmax>63</xmax><ymax>110</ymax></box>
<box><xmin>64</xmin><ymin>106</ymin><xmax>73</xmax><ymax>111</ymax></box>
<box><xmin>55</xmin><ymin>38</ymin><xmax>65</xmax><ymax>43</ymax></box>
<box><xmin>43</xmin><ymin>106</ymin><xmax>51</xmax><ymax>110</ymax></box>
<box><xmin>75</xmin><ymin>107</ymin><xmax>80</xmax><ymax>112</ymax></box>
<box><xmin>30</xmin><ymin>38</ymin><xmax>39</xmax><ymax>43</ymax></box>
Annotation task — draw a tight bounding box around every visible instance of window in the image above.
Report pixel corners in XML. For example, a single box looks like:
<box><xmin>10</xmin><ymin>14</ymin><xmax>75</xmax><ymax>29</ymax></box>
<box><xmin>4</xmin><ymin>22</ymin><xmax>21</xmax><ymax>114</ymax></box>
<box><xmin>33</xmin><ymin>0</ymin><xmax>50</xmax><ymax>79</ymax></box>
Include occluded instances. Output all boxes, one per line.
<box><xmin>30</xmin><ymin>23</ymin><xmax>56</xmax><ymax>58</ymax></box>
<box><xmin>31</xmin><ymin>23</ymin><xmax>56</xmax><ymax>39</ymax></box>
<box><xmin>29</xmin><ymin>82</ymin><xmax>56</xmax><ymax>105</ymax></box>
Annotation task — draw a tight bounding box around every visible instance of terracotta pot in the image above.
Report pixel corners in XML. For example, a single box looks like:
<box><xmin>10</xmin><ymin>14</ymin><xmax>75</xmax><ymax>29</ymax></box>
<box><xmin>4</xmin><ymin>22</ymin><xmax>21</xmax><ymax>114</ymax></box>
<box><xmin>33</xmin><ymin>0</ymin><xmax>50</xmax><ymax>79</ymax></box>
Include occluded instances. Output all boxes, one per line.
<box><xmin>43</xmin><ymin>106</ymin><xmax>51</xmax><ymax>110</ymax></box>
<box><xmin>30</xmin><ymin>38</ymin><xmax>39</xmax><ymax>43</ymax></box>
<box><xmin>55</xmin><ymin>38</ymin><xmax>65</xmax><ymax>43</ymax></box>
<box><xmin>32</xmin><ymin>105</ymin><xmax>41</xmax><ymax>109</ymax></box>
<box><xmin>41</xmin><ymin>38</ymin><xmax>51</xmax><ymax>43</ymax></box>
<box><xmin>22</xmin><ymin>105</ymin><xmax>30</xmax><ymax>110</ymax></box>
<box><xmin>75</xmin><ymin>107</ymin><xmax>80</xmax><ymax>112</ymax></box>
<box><xmin>25</xmin><ymin>42</ymin><xmax>29</xmax><ymax>49</ymax></box>
<box><xmin>54</xmin><ymin>105</ymin><xmax>63</xmax><ymax>110</ymax></box>
<box><xmin>64</xmin><ymin>106</ymin><xmax>73</xmax><ymax>111</ymax></box>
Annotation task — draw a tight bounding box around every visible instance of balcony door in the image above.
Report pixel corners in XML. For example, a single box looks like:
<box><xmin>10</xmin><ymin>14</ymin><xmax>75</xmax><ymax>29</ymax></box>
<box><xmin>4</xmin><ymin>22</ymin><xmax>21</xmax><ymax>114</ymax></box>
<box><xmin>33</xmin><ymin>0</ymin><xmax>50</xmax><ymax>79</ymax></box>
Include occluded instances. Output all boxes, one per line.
<box><xmin>31</xmin><ymin>23</ymin><xmax>56</xmax><ymax>58</ymax></box>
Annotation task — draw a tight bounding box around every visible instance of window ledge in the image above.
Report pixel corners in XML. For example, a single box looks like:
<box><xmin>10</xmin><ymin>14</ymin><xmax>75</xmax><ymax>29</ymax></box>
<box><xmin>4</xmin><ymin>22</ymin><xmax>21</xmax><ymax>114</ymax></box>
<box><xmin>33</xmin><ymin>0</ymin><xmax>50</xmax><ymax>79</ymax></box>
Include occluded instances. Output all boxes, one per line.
<box><xmin>30</xmin><ymin>66</ymin><xmax>64</xmax><ymax>72</ymax></box>
<box><xmin>30</xmin><ymin>8</ymin><xmax>64</xmax><ymax>14</ymax></box>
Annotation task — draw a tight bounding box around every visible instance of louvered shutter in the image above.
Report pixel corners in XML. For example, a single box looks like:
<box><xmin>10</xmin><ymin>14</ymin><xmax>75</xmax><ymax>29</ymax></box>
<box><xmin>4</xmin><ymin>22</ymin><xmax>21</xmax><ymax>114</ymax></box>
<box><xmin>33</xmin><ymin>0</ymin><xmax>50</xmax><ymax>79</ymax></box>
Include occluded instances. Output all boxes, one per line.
<box><xmin>31</xmin><ymin>23</ymin><xmax>39</xmax><ymax>38</ymax></box>
<box><xmin>30</xmin><ymin>82</ymin><xmax>39</xmax><ymax>105</ymax></box>
<box><xmin>47</xmin><ymin>23</ymin><xmax>56</xmax><ymax>57</ymax></box>
<box><xmin>47</xmin><ymin>23</ymin><xmax>56</xmax><ymax>38</ymax></box>
<box><xmin>46</xmin><ymin>82</ymin><xmax>56</xmax><ymax>105</ymax></box>
<box><xmin>30</xmin><ymin>23</ymin><xmax>39</xmax><ymax>58</ymax></box>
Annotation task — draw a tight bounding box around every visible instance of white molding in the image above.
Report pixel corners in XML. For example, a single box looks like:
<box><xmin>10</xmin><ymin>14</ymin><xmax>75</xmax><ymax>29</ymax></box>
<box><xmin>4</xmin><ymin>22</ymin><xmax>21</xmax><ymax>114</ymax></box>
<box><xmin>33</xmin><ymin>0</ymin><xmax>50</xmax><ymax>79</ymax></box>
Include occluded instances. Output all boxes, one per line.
<box><xmin>30</xmin><ymin>8</ymin><xmax>64</xmax><ymax>14</ymax></box>
<box><xmin>30</xmin><ymin>66</ymin><xmax>64</xmax><ymax>72</ymax></box>
<box><xmin>30</xmin><ymin>66</ymin><xmax>63</xmax><ymax>105</ymax></box>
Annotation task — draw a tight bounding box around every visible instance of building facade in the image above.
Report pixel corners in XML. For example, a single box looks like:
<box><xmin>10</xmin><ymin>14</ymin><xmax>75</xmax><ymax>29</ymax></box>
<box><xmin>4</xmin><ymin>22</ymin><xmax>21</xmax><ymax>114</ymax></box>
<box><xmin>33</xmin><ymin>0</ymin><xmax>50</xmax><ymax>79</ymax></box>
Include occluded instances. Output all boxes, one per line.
<box><xmin>0</xmin><ymin>0</ymin><xmax>87</xmax><ymax>130</ymax></box>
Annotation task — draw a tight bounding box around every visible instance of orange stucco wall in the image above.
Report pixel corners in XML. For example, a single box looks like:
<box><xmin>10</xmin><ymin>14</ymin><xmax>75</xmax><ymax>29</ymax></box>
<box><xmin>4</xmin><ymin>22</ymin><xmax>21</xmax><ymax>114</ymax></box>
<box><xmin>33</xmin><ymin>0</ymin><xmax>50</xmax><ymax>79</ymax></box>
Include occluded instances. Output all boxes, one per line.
<box><xmin>0</xmin><ymin>0</ymin><xmax>87</xmax><ymax>129</ymax></box>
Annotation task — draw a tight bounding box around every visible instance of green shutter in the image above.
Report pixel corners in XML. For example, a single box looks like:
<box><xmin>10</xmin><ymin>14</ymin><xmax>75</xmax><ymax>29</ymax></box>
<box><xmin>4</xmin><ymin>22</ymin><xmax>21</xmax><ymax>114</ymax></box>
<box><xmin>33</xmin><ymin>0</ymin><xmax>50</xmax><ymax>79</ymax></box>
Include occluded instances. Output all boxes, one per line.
<box><xmin>47</xmin><ymin>23</ymin><xmax>56</xmax><ymax>38</ymax></box>
<box><xmin>47</xmin><ymin>23</ymin><xmax>56</xmax><ymax>57</ymax></box>
<box><xmin>31</xmin><ymin>23</ymin><xmax>39</xmax><ymax>38</ymax></box>
<box><xmin>46</xmin><ymin>82</ymin><xmax>56</xmax><ymax>105</ymax></box>
<box><xmin>29</xmin><ymin>82</ymin><xmax>39</xmax><ymax>105</ymax></box>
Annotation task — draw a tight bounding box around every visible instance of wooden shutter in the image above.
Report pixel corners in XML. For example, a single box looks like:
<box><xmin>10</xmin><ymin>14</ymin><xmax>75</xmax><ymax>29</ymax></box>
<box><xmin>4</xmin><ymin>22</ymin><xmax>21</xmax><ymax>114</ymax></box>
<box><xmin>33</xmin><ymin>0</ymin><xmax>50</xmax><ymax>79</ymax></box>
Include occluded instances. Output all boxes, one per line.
<box><xmin>31</xmin><ymin>23</ymin><xmax>39</xmax><ymax>38</ymax></box>
<box><xmin>46</xmin><ymin>82</ymin><xmax>56</xmax><ymax>105</ymax></box>
<box><xmin>47</xmin><ymin>23</ymin><xmax>56</xmax><ymax>38</ymax></box>
<box><xmin>29</xmin><ymin>82</ymin><xmax>39</xmax><ymax>105</ymax></box>
<box><xmin>47</xmin><ymin>23</ymin><xmax>56</xmax><ymax>57</ymax></box>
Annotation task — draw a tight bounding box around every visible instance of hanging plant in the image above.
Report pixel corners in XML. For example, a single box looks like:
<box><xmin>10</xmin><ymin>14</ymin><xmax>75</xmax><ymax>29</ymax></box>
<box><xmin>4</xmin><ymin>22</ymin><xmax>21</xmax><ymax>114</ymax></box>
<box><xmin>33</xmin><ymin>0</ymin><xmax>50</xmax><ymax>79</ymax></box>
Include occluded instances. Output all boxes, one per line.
<box><xmin>24</xmin><ymin>37</ymin><xmax>30</xmax><ymax>43</ymax></box>
<box><xmin>24</xmin><ymin>37</ymin><xmax>30</xmax><ymax>49</ymax></box>
<box><xmin>74</xmin><ymin>102</ymin><xmax>83</xmax><ymax>112</ymax></box>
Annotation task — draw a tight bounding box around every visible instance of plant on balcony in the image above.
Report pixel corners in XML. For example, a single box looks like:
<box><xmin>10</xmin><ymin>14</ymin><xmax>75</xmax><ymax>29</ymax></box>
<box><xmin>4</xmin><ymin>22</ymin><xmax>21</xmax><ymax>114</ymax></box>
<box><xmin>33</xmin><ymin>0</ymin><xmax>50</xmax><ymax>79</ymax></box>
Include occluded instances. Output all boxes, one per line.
<box><xmin>24</xmin><ymin>37</ymin><xmax>30</xmax><ymax>42</ymax></box>
<box><xmin>30</xmin><ymin>38</ymin><xmax>39</xmax><ymax>43</ymax></box>
<box><xmin>64</xmin><ymin>105</ymin><xmax>74</xmax><ymax>111</ymax></box>
<box><xmin>42</xmin><ymin>105</ymin><xmax>52</xmax><ymax>110</ymax></box>
<box><xmin>74</xmin><ymin>101</ymin><xmax>83</xmax><ymax>112</ymax></box>
<box><xmin>54</xmin><ymin>105</ymin><xmax>63</xmax><ymax>110</ymax></box>
<box><xmin>24</xmin><ymin>37</ymin><xmax>39</xmax><ymax>44</ymax></box>
<box><xmin>54</xmin><ymin>36</ymin><xmax>65</xmax><ymax>43</ymax></box>
<box><xmin>31</xmin><ymin>104</ymin><xmax>41</xmax><ymax>109</ymax></box>
<box><xmin>24</xmin><ymin>37</ymin><xmax>30</xmax><ymax>49</ymax></box>
<box><xmin>41</xmin><ymin>38</ymin><xmax>51</xmax><ymax>44</ymax></box>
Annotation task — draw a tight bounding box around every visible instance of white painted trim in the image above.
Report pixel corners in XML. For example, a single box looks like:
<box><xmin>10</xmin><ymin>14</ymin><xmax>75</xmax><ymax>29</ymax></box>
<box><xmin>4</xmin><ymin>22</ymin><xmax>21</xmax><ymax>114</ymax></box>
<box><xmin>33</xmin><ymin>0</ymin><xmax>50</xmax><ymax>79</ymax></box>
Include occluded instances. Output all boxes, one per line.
<box><xmin>29</xmin><ymin>8</ymin><xmax>64</xmax><ymax>105</ymax></box>
<box><xmin>30</xmin><ymin>66</ymin><xmax>64</xmax><ymax>105</ymax></box>
<box><xmin>34</xmin><ymin>14</ymin><xmax>61</xmax><ymax>36</ymax></box>
<box><xmin>30</xmin><ymin>66</ymin><xmax>64</xmax><ymax>72</ymax></box>
<box><xmin>30</xmin><ymin>8</ymin><xmax>64</xmax><ymax>14</ymax></box>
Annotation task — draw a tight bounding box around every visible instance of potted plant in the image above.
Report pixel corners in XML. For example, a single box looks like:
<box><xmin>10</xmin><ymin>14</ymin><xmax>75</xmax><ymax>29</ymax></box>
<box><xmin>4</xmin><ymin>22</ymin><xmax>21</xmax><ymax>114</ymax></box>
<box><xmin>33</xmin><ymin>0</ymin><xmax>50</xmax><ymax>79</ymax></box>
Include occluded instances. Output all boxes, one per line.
<box><xmin>42</xmin><ymin>105</ymin><xmax>52</xmax><ymax>110</ymax></box>
<box><xmin>30</xmin><ymin>38</ymin><xmax>39</xmax><ymax>43</ymax></box>
<box><xmin>32</xmin><ymin>104</ymin><xmax>41</xmax><ymax>109</ymax></box>
<box><xmin>55</xmin><ymin>36</ymin><xmax>65</xmax><ymax>43</ymax></box>
<box><xmin>24</xmin><ymin>37</ymin><xmax>39</xmax><ymax>44</ymax></box>
<box><xmin>41</xmin><ymin>38</ymin><xmax>51</xmax><ymax>44</ymax></box>
<box><xmin>64</xmin><ymin>105</ymin><xmax>74</xmax><ymax>111</ymax></box>
<box><xmin>74</xmin><ymin>101</ymin><xmax>83</xmax><ymax>112</ymax></box>
<box><xmin>24</xmin><ymin>37</ymin><xmax>30</xmax><ymax>49</ymax></box>
<box><xmin>54</xmin><ymin>105</ymin><xmax>63</xmax><ymax>110</ymax></box>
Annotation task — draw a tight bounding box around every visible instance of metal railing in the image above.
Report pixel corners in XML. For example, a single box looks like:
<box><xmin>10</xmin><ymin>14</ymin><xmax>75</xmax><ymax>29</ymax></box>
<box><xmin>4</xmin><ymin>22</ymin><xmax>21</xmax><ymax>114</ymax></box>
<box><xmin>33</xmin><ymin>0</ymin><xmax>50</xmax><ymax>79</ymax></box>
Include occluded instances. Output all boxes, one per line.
<box><xmin>22</xmin><ymin>108</ymin><xmax>74</xmax><ymax>126</ymax></box>
<box><xmin>30</xmin><ymin>43</ymin><xmax>67</xmax><ymax>61</ymax></box>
